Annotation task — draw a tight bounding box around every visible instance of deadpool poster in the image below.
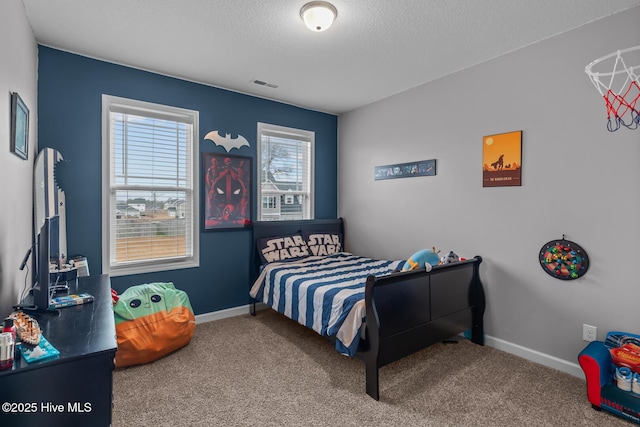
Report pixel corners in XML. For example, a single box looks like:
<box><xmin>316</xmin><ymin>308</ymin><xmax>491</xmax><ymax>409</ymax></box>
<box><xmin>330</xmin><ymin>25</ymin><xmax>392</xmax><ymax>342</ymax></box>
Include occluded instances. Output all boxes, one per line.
<box><xmin>203</xmin><ymin>153</ymin><xmax>251</xmax><ymax>230</ymax></box>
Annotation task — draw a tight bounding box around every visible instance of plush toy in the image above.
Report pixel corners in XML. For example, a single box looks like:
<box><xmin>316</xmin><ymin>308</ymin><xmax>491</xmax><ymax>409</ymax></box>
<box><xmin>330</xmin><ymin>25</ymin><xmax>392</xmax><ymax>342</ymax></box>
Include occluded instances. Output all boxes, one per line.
<box><xmin>113</xmin><ymin>282</ymin><xmax>196</xmax><ymax>368</ymax></box>
<box><xmin>440</xmin><ymin>251</ymin><xmax>460</xmax><ymax>265</ymax></box>
<box><xmin>402</xmin><ymin>247</ymin><xmax>441</xmax><ymax>272</ymax></box>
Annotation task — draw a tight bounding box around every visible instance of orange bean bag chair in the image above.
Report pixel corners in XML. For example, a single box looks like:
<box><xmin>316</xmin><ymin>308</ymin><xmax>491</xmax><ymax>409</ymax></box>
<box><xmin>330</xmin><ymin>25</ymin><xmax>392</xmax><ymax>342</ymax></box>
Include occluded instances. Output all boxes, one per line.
<box><xmin>113</xmin><ymin>282</ymin><xmax>195</xmax><ymax>368</ymax></box>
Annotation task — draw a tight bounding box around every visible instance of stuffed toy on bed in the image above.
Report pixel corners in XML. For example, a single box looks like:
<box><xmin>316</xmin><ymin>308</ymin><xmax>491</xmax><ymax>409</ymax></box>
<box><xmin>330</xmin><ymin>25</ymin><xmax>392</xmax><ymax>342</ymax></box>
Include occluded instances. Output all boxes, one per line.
<box><xmin>440</xmin><ymin>250</ymin><xmax>460</xmax><ymax>264</ymax></box>
<box><xmin>440</xmin><ymin>250</ymin><xmax>467</xmax><ymax>264</ymax></box>
<box><xmin>402</xmin><ymin>247</ymin><xmax>441</xmax><ymax>272</ymax></box>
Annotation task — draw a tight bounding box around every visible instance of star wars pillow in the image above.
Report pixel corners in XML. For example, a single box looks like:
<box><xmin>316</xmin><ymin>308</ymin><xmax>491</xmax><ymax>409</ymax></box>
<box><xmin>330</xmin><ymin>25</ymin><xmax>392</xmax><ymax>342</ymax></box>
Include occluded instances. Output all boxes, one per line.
<box><xmin>256</xmin><ymin>233</ymin><xmax>310</xmax><ymax>265</ymax></box>
<box><xmin>303</xmin><ymin>231</ymin><xmax>343</xmax><ymax>257</ymax></box>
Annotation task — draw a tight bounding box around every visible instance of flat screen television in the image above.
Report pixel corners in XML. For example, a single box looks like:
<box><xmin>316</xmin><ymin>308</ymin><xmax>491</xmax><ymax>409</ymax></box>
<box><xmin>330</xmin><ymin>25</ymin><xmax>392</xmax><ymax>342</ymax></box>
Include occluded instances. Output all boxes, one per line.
<box><xmin>32</xmin><ymin>215</ymin><xmax>60</xmax><ymax>312</ymax></box>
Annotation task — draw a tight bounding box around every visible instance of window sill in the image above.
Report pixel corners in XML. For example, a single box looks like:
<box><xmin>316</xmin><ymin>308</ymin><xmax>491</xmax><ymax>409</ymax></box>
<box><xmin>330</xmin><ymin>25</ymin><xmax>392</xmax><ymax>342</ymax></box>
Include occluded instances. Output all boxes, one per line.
<box><xmin>106</xmin><ymin>258</ymin><xmax>199</xmax><ymax>277</ymax></box>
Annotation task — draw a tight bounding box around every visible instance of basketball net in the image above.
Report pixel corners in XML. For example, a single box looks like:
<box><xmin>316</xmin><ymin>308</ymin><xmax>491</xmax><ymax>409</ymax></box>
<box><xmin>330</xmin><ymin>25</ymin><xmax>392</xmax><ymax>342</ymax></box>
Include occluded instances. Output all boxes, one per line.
<box><xmin>585</xmin><ymin>46</ymin><xmax>640</xmax><ymax>131</ymax></box>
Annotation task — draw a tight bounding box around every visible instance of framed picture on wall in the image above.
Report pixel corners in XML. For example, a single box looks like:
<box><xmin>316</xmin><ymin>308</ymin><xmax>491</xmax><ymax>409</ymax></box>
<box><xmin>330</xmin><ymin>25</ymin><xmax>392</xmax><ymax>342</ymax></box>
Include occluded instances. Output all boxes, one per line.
<box><xmin>10</xmin><ymin>92</ymin><xmax>29</xmax><ymax>160</ymax></box>
<box><xmin>482</xmin><ymin>131</ymin><xmax>522</xmax><ymax>187</ymax></box>
<box><xmin>202</xmin><ymin>153</ymin><xmax>251</xmax><ymax>230</ymax></box>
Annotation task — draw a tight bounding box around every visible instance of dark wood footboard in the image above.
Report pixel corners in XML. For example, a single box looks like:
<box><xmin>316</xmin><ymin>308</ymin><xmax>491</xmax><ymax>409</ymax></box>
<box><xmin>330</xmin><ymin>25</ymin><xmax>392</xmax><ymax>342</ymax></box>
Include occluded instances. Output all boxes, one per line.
<box><xmin>360</xmin><ymin>256</ymin><xmax>485</xmax><ymax>400</ymax></box>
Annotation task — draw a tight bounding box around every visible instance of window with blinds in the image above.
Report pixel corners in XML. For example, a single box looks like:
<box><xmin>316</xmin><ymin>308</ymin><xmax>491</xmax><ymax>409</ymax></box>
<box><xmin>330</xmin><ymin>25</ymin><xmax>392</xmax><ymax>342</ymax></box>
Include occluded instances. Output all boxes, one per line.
<box><xmin>257</xmin><ymin>122</ymin><xmax>314</xmax><ymax>221</ymax></box>
<box><xmin>102</xmin><ymin>95</ymin><xmax>199</xmax><ymax>276</ymax></box>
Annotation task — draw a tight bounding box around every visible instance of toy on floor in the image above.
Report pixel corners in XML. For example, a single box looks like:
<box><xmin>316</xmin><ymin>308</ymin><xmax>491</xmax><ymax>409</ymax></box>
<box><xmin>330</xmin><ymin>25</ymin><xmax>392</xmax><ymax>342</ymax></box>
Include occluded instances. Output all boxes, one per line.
<box><xmin>113</xmin><ymin>282</ymin><xmax>196</xmax><ymax>368</ymax></box>
<box><xmin>578</xmin><ymin>331</ymin><xmax>640</xmax><ymax>425</ymax></box>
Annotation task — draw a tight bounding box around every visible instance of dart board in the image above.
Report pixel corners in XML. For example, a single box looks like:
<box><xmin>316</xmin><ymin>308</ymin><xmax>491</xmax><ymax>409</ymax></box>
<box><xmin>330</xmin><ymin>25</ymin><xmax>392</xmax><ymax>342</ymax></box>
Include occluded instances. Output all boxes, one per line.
<box><xmin>539</xmin><ymin>238</ymin><xmax>589</xmax><ymax>280</ymax></box>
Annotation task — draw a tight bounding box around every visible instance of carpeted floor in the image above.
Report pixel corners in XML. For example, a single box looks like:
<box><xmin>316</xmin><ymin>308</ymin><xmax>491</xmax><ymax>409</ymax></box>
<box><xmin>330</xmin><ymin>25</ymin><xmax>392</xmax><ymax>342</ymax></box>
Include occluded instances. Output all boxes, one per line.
<box><xmin>112</xmin><ymin>310</ymin><xmax>633</xmax><ymax>426</ymax></box>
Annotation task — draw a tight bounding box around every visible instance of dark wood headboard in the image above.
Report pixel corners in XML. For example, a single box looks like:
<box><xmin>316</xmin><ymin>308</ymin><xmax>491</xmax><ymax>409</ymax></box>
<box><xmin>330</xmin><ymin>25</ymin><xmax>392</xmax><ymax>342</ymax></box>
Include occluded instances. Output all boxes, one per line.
<box><xmin>250</xmin><ymin>218</ymin><xmax>344</xmax><ymax>283</ymax></box>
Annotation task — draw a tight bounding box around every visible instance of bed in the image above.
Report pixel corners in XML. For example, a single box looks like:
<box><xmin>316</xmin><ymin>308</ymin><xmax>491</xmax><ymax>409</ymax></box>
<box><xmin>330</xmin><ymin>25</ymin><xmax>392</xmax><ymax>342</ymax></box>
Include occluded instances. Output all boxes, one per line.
<box><xmin>249</xmin><ymin>218</ymin><xmax>486</xmax><ymax>400</ymax></box>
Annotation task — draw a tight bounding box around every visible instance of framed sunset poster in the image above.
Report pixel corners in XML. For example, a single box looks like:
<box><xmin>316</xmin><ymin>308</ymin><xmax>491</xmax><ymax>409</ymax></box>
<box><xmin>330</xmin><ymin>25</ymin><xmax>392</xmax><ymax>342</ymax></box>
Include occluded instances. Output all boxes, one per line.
<box><xmin>482</xmin><ymin>131</ymin><xmax>522</xmax><ymax>187</ymax></box>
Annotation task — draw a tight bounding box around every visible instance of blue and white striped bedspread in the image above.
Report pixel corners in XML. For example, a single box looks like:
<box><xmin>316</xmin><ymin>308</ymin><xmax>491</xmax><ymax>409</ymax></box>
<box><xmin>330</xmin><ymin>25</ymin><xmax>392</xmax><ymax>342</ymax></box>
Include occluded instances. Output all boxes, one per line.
<box><xmin>249</xmin><ymin>253</ymin><xmax>404</xmax><ymax>357</ymax></box>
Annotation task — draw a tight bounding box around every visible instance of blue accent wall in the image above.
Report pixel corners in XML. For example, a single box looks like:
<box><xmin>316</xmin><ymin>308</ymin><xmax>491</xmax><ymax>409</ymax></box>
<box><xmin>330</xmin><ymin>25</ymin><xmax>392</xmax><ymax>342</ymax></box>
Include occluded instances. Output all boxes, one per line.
<box><xmin>37</xmin><ymin>46</ymin><xmax>338</xmax><ymax>315</ymax></box>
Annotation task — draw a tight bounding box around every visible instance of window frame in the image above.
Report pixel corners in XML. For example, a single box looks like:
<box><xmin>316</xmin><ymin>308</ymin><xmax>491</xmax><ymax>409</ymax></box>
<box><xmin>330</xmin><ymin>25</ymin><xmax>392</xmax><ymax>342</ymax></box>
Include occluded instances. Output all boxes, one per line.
<box><xmin>257</xmin><ymin>122</ymin><xmax>314</xmax><ymax>221</ymax></box>
<box><xmin>101</xmin><ymin>95</ymin><xmax>200</xmax><ymax>276</ymax></box>
<box><xmin>262</xmin><ymin>195</ymin><xmax>277</xmax><ymax>209</ymax></box>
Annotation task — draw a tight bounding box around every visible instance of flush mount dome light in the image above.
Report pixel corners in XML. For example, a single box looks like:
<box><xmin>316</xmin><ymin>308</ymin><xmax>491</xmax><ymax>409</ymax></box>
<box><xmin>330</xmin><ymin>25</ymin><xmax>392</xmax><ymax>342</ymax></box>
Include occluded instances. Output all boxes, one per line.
<box><xmin>300</xmin><ymin>1</ymin><xmax>337</xmax><ymax>32</ymax></box>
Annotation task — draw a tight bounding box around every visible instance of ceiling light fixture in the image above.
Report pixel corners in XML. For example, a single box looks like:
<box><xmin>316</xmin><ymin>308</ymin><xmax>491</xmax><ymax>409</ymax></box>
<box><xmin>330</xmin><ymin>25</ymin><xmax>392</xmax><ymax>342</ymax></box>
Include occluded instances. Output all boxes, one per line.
<box><xmin>300</xmin><ymin>1</ymin><xmax>337</xmax><ymax>32</ymax></box>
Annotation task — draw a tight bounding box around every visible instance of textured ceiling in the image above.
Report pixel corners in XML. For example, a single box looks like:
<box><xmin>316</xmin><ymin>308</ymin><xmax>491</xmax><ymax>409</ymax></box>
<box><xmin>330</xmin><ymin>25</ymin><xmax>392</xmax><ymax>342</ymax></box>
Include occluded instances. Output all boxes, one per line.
<box><xmin>21</xmin><ymin>0</ymin><xmax>640</xmax><ymax>114</ymax></box>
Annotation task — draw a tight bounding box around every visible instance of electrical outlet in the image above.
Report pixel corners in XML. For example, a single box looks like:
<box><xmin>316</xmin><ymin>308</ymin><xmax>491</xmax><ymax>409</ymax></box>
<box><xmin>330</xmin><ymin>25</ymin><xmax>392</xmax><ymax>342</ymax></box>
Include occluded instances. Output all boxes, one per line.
<box><xmin>583</xmin><ymin>324</ymin><xmax>597</xmax><ymax>342</ymax></box>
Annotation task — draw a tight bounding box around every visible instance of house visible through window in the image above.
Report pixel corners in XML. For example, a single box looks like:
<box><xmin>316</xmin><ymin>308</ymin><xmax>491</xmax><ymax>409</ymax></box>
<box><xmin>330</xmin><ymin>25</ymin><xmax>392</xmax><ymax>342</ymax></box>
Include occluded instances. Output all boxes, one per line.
<box><xmin>102</xmin><ymin>95</ymin><xmax>199</xmax><ymax>276</ymax></box>
<box><xmin>257</xmin><ymin>123</ymin><xmax>314</xmax><ymax>221</ymax></box>
<box><xmin>262</xmin><ymin>195</ymin><xmax>277</xmax><ymax>209</ymax></box>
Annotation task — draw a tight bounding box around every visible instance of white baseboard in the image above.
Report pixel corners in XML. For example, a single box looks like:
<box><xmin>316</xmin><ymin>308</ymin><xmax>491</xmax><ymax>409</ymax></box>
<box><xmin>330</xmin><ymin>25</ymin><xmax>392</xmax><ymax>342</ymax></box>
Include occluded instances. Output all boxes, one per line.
<box><xmin>195</xmin><ymin>307</ymin><xmax>584</xmax><ymax>379</ymax></box>
<box><xmin>194</xmin><ymin>302</ymin><xmax>268</xmax><ymax>324</ymax></box>
<box><xmin>484</xmin><ymin>335</ymin><xmax>585</xmax><ymax>379</ymax></box>
<box><xmin>194</xmin><ymin>305</ymin><xmax>249</xmax><ymax>324</ymax></box>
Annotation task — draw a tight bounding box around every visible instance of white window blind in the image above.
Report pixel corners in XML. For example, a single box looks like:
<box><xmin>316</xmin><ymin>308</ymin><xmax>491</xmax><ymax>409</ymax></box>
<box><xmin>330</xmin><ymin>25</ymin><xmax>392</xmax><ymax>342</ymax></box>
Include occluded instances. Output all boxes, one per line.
<box><xmin>257</xmin><ymin>122</ymin><xmax>314</xmax><ymax>221</ymax></box>
<box><xmin>102</xmin><ymin>95</ymin><xmax>199</xmax><ymax>275</ymax></box>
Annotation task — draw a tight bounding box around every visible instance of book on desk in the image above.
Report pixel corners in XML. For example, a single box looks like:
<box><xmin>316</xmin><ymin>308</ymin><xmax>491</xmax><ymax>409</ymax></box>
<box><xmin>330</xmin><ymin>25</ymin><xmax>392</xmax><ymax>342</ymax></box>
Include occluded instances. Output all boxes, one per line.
<box><xmin>49</xmin><ymin>292</ymin><xmax>94</xmax><ymax>309</ymax></box>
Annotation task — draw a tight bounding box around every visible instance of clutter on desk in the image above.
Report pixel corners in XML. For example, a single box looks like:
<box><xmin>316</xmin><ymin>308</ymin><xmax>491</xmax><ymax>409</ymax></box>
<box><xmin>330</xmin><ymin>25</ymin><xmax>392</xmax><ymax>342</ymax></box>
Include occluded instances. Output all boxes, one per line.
<box><xmin>20</xmin><ymin>335</ymin><xmax>59</xmax><ymax>364</ymax></box>
<box><xmin>9</xmin><ymin>311</ymin><xmax>41</xmax><ymax>346</ymax></box>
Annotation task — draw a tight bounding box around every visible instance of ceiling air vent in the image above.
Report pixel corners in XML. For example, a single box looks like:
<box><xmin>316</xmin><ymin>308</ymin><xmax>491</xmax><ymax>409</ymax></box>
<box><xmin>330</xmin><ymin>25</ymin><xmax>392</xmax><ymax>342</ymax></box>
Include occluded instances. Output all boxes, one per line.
<box><xmin>251</xmin><ymin>79</ymin><xmax>278</xmax><ymax>89</ymax></box>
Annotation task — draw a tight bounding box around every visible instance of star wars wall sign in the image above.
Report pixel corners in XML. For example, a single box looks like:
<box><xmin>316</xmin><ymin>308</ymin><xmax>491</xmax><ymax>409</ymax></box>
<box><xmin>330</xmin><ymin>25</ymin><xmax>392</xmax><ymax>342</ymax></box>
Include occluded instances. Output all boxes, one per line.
<box><xmin>482</xmin><ymin>131</ymin><xmax>522</xmax><ymax>187</ymax></box>
<box><xmin>203</xmin><ymin>153</ymin><xmax>251</xmax><ymax>230</ymax></box>
<box><xmin>374</xmin><ymin>159</ymin><xmax>436</xmax><ymax>180</ymax></box>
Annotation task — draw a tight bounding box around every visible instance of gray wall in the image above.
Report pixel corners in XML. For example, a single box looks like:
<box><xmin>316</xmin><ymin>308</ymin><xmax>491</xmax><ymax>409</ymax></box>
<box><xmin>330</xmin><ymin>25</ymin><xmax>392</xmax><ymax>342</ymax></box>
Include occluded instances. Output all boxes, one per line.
<box><xmin>0</xmin><ymin>0</ymin><xmax>38</xmax><ymax>316</ymax></box>
<box><xmin>338</xmin><ymin>7</ymin><xmax>640</xmax><ymax>374</ymax></box>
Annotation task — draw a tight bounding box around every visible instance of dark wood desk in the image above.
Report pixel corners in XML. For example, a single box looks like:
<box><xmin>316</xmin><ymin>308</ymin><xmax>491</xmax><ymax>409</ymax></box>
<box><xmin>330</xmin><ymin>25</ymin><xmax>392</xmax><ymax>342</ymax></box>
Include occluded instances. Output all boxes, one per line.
<box><xmin>0</xmin><ymin>274</ymin><xmax>116</xmax><ymax>426</ymax></box>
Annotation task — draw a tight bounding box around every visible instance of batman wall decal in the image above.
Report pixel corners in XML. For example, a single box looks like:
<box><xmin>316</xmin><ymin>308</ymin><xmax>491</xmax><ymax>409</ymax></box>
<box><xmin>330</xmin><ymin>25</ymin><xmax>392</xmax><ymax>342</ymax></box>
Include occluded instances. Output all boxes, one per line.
<box><xmin>204</xmin><ymin>130</ymin><xmax>250</xmax><ymax>152</ymax></box>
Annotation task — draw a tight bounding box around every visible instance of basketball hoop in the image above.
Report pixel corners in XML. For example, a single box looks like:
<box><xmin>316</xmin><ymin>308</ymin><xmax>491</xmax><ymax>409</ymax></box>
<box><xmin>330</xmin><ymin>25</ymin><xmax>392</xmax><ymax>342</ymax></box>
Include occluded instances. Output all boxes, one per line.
<box><xmin>585</xmin><ymin>46</ymin><xmax>640</xmax><ymax>131</ymax></box>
